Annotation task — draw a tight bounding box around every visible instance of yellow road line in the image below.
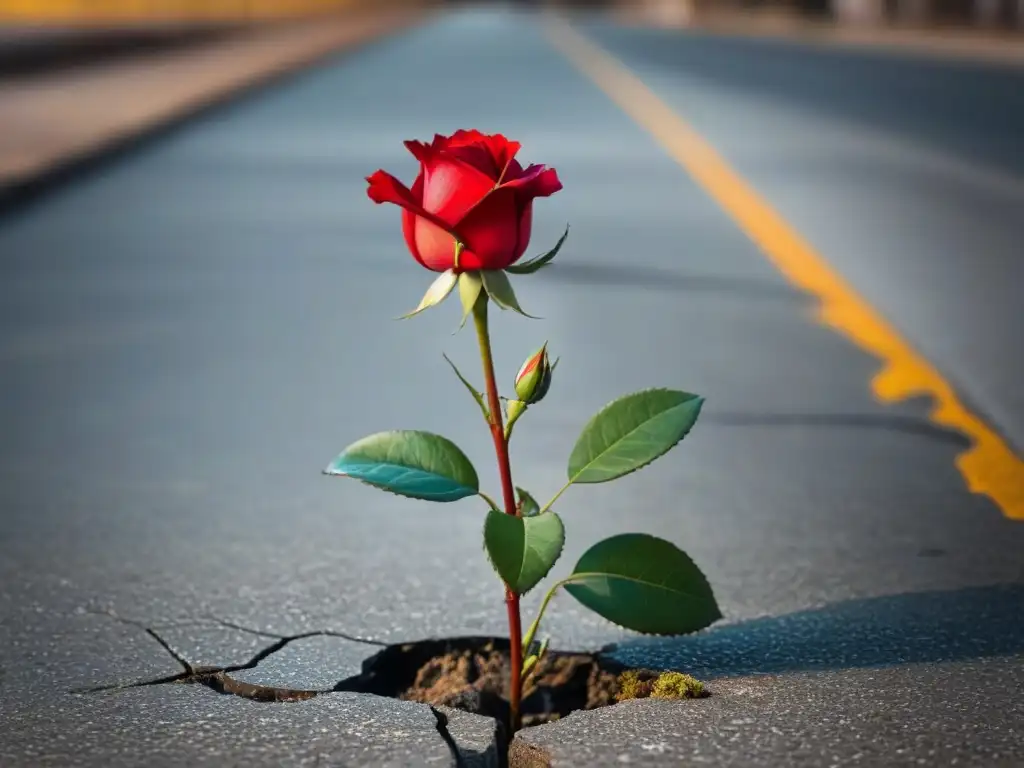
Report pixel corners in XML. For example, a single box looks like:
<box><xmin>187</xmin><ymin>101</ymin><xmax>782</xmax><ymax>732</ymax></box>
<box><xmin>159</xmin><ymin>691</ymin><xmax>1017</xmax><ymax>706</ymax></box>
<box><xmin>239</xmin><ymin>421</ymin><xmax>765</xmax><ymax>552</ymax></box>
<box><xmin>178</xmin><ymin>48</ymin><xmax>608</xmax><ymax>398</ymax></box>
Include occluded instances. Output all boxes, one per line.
<box><xmin>544</xmin><ymin>16</ymin><xmax>1024</xmax><ymax>521</ymax></box>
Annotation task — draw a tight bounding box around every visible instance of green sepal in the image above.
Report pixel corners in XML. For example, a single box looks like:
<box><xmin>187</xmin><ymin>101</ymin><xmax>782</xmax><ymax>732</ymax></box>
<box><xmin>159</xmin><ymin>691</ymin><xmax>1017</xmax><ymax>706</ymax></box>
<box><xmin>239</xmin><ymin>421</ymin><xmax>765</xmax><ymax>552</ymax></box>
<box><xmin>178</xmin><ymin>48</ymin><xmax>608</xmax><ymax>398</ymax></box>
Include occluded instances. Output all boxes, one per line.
<box><xmin>506</xmin><ymin>225</ymin><xmax>569</xmax><ymax>274</ymax></box>
<box><xmin>399</xmin><ymin>269</ymin><xmax>457</xmax><ymax>320</ymax></box>
<box><xmin>481</xmin><ymin>270</ymin><xmax>539</xmax><ymax>319</ymax></box>
<box><xmin>456</xmin><ymin>271</ymin><xmax>484</xmax><ymax>331</ymax></box>
<box><xmin>504</xmin><ymin>399</ymin><xmax>527</xmax><ymax>439</ymax></box>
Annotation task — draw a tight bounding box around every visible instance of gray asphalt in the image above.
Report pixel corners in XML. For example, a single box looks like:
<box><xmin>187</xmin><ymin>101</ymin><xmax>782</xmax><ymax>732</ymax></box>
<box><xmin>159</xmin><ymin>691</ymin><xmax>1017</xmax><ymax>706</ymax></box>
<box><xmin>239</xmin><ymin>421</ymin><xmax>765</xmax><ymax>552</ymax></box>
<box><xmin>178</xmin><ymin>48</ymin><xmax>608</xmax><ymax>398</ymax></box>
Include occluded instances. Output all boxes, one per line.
<box><xmin>1</xmin><ymin>6</ymin><xmax>1023</xmax><ymax>766</ymax></box>
<box><xmin>574</xmin><ymin>21</ymin><xmax>1024</xmax><ymax>445</ymax></box>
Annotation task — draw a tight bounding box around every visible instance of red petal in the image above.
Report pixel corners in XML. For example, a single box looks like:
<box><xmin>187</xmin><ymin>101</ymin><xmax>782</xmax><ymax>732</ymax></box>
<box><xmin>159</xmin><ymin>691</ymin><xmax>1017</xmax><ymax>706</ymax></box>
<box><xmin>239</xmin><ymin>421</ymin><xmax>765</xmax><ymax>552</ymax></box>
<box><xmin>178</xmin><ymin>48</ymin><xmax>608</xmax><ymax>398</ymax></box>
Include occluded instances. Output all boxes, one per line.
<box><xmin>441</xmin><ymin>129</ymin><xmax>486</xmax><ymax>147</ymax></box>
<box><xmin>366</xmin><ymin>169</ymin><xmax>457</xmax><ymax>238</ymax></box>
<box><xmin>482</xmin><ymin>134</ymin><xmax>522</xmax><ymax>180</ymax></box>
<box><xmin>402</xmin><ymin>174</ymin><xmax>427</xmax><ymax>269</ymax></box>
<box><xmin>429</xmin><ymin>131</ymin><xmax>459</xmax><ymax>151</ymax></box>
<box><xmin>454</xmin><ymin>187</ymin><xmax>520</xmax><ymax>271</ymax></box>
<box><xmin>439</xmin><ymin>130</ymin><xmax>522</xmax><ymax>182</ymax></box>
<box><xmin>366</xmin><ymin>168</ymin><xmax>417</xmax><ymax>206</ymax></box>
<box><xmin>501</xmin><ymin>165</ymin><xmax>562</xmax><ymax>202</ymax></box>
<box><xmin>443</xmin><ymin>144</ymin><xmax>500</xmax><ymax>180</ymax></box>
<box><xmin>517</xmin><ymin>348</ymin><xmax>542</xmax><ymax>381</ymax></box>
<box><xmin>500</xmin><ymin>158</ymin><xmax>526</xmax><ymax>182</ymax></box>
<box><xmin>403</xmin><ymin>140</ymin><xmax>494</xmax><ymax>226</ymax></box>
<box><xmin>428</xmin><ymin>132</ymin><xmax>495</xmax><ymax>175</ymax></box>
<box><xmin>413</xmin><ymin>216</ymin><xmax>459</xmax><ymax>272</ymax></box>
<box><xmin>512</xmin><ymin>203</ymin><xmax>533</xmax><ymax>264</ymax></box>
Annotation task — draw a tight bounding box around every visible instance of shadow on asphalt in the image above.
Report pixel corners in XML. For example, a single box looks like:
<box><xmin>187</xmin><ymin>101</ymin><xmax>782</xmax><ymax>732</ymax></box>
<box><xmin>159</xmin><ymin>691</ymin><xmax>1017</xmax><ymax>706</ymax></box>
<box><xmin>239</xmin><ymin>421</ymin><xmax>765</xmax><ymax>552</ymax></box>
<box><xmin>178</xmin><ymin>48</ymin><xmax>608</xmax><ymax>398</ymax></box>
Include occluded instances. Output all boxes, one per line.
<box><xmin>536</xmin><ymin>262</ymin><xmax>804</xmax><ymax>302</ymax></box>
<box><xmin>606</xmin><ymin>583</ymin><xmax>1024</xmax><ymax>678</ymax></box>
<box><xmin>704</xmin><ymin>411</ymin><xmax>971</xmax><ymax>448</ymax></box>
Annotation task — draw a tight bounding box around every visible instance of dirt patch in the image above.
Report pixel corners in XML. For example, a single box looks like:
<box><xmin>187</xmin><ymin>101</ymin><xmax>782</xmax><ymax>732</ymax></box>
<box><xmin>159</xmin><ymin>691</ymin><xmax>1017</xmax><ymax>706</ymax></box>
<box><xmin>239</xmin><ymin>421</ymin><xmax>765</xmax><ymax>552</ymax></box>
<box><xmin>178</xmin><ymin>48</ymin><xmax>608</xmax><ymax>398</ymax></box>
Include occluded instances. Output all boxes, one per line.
<box><xmin>191</xmin><ymin>667</ymin><xmax>319</xmax><ymax>702</ymax></box>
<box><xmin>507</xmin><ymin>739</ymin><xmax>553</xmax><ymax>768</ymax></box>
<box><xmin>334</xmin><ymin>636</ymin><xmax>628</xmax><ymax>730</ymax></box>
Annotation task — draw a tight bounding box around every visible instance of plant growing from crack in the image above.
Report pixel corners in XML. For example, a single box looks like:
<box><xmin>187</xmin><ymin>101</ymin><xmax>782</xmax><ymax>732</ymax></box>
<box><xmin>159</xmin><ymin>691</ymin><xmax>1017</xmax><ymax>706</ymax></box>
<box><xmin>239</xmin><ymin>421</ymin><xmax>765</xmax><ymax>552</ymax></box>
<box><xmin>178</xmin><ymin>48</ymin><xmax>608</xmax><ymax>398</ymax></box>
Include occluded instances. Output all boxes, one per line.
<box><xmin>327</xmin><ymin>130</ymin><xmax>721</xmax><ymax>732</ymax></box>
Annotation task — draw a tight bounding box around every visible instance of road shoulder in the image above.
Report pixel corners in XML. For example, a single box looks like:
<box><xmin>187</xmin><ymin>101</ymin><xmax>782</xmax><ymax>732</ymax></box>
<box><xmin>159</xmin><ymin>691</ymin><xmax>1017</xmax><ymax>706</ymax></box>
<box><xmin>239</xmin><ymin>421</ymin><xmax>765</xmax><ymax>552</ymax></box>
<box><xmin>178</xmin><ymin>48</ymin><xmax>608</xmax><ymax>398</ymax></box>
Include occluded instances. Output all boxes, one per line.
<box><xmin>0</xmin><ymin>8</ymin><xmax>427</xmax><ymax>204</ymax></box>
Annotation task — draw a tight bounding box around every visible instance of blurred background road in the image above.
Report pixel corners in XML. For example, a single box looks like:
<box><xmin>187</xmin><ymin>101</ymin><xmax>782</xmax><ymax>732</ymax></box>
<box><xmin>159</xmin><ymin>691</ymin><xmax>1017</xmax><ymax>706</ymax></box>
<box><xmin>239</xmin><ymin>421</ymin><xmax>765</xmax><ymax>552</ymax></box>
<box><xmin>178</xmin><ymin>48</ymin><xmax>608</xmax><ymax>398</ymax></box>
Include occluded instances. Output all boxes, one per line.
<box><xmin>1</xmin><ymin>0</ymin><xmax>1022</xmax><ymax>765</ymax></box>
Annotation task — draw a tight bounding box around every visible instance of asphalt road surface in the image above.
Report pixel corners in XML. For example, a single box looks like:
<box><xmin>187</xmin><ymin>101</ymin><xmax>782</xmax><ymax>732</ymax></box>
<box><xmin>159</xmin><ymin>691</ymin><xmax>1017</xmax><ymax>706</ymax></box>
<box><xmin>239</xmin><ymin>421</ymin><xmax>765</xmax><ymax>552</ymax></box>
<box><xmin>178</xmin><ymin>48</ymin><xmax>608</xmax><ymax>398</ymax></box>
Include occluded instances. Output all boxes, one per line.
<box><xmin>1</xmin><ymin>6</ymin><xmax>1023</xmax><ymax>766</ymax></box>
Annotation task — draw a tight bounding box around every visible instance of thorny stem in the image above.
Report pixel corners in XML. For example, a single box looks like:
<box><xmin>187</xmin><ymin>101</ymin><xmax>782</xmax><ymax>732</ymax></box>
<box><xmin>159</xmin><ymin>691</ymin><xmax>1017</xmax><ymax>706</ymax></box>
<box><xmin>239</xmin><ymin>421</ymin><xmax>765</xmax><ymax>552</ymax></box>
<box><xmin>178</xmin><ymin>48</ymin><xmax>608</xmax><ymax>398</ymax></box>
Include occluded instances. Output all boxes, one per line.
<box><xmin>471</xmin><ymin>292</ymin><xmax>524</xmax><ymax>733</ymax></box>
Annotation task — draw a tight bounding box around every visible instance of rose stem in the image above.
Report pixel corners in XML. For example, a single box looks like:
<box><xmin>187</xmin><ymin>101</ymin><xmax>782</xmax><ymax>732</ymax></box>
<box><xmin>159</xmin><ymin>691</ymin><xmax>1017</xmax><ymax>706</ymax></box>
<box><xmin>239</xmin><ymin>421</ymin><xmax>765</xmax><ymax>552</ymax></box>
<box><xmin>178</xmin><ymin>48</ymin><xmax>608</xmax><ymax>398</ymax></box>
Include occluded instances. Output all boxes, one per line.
<box><xmin>471</xmin><ymin>292</ymin><xmax>523</xmax><ymax>733</ymax></box>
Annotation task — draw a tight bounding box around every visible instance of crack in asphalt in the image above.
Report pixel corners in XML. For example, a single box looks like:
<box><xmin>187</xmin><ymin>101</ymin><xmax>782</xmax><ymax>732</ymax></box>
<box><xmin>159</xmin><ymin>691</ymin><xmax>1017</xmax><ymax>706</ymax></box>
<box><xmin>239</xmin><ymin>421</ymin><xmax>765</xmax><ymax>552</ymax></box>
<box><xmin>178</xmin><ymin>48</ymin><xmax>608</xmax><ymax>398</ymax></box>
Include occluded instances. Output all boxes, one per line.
<box><xmin>432</xmin><ymin>707</ymin><xmax>469</xmax><ymax>768</ymax></box>
<box><xmin>198</xmin><ymin>615</ymin><xmax>390</xmax><ymax>647</ymax></box>
<box><xmin>73</xmin><ymin>608</ymin><xmax>386</xmax><ymax>703</ymax></box>
<box><xmin>433</xmin><ymin>705</ymin><xmax>510</xmax><ymax>768</ymax></box>
<box><xmin>72</xmin><ymin>609</ymin><xmax>500</xmax><ymax>764</ymax></box>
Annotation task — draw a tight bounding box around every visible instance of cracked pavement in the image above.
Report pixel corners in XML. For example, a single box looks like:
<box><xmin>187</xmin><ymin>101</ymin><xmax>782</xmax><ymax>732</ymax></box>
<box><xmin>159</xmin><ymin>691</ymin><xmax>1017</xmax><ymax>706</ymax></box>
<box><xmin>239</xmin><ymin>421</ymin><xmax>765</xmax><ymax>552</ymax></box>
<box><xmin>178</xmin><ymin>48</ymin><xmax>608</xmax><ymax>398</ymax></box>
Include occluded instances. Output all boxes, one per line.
<box><xmin>2</xmin><ymin>6</ymin><xmax>1024</xmax><ymax>766</ymax></box>
<box><xmin>75</xmin><ymin>610</ymin><xmax>383</xmax><ymax>701</ymax></box>
<box><xmin>2</xmin><ymin>608</ymin><xmax>500</xmax><ymax>766</ymax></box>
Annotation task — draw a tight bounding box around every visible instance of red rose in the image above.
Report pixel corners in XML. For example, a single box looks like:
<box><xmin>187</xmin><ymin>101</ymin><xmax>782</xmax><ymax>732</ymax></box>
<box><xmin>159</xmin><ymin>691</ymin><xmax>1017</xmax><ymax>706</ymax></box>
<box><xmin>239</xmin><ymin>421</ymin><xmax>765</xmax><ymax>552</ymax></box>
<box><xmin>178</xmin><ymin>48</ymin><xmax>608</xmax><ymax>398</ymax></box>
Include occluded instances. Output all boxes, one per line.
<box><xmin>366</xmin><ymin>130</ymin><xmax>562</xmax><ymax>272</ymax></box>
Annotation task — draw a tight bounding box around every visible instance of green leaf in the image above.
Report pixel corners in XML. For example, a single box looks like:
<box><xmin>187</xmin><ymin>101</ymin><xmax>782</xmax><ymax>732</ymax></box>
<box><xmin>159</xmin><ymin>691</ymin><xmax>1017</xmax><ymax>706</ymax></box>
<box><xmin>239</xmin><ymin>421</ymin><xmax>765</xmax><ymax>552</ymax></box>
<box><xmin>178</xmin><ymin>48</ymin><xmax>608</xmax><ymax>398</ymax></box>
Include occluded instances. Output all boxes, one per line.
<box><xmin>536</xmin><ymin>635</ymin><xmax>549</xmax><ymax>661</ymax></box>
<box><xmin>481</xmin><ymin>270</ymin><xmax>539</xmax><ymax>319</ymax></box>
<box><xmin>521</xmin><ymin>616</ymin><xmax>540</xmax><ymax>657</ymax></box>
<box><xmin>399</xmin><ymin>270</ymin><xmax>457</xmax><ymax>319</ymax></box>
<box><xmin>484</xmin><ymin>509</ymin><xmax>565</xmax><ymax>595</ymax></box>
<box><xmin>516</xmin><ymin>487</ymin><xmax>540</xmax><ymax>517</ymax></box>
<box><xmin>568</xmin><ymin>389</ymin><xmax>703</xmax><ymax>484</ymax></box>
<box><xmin>325</xmin><ymin>431</ymin><xmax>478</xmax><ymax>502</ymax></box>
<box><xmin>442</xmin><ymin>353</ymin><xmax>488</xmax><ymax>421</ymax></box>
<box><xmin>506</xmin><ymin>225</ymin><xmax>569</xmax><ymax>274</ymax></box>
<box><xmin>522</xmin><ymin>654</ymin><xmax>539</xmax><ymax>677</ymax></box>
<box><xmin>564</xmin><ymin>533</ymin><xmax>721</xmax><ymax>635</ymax></box>
<box><xmin>456</xmin><ymin>271</ymin><xmax>483</xmax><ymax>330</ymax></box>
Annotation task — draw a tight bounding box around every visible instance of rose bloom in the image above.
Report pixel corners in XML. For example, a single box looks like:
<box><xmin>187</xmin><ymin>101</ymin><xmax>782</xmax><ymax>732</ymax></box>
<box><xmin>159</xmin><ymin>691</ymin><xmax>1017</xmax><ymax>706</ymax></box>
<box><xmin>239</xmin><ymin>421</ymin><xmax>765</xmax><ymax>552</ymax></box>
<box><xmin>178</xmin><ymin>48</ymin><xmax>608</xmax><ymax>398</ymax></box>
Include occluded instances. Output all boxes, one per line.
<box><xmin>366</xmin><ymin>130</ymin><xmax>562</xmax><ymax>272</ymax></box>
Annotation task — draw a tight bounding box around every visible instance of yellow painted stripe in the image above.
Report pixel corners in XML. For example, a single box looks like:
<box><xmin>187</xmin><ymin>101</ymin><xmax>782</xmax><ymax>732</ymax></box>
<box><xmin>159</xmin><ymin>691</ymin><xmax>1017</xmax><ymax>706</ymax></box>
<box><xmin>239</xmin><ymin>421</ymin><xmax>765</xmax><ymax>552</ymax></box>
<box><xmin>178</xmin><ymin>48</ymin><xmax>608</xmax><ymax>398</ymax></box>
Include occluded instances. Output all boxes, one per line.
<box><xmin>545</xmin><ymin>16</ymin><xmax>1024</xmax><ymax>521</ymax></box>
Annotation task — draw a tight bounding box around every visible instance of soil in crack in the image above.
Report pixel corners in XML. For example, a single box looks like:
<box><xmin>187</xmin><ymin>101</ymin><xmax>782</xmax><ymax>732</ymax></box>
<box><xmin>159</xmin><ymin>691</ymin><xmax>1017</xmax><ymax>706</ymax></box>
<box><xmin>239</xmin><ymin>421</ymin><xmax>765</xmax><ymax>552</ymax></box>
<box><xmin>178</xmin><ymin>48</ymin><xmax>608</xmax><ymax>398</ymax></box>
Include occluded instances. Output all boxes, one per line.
<box><xmin>334</xmin><ymin>636</ymin><xmax>632</xmax><ymax>729</ymax></box>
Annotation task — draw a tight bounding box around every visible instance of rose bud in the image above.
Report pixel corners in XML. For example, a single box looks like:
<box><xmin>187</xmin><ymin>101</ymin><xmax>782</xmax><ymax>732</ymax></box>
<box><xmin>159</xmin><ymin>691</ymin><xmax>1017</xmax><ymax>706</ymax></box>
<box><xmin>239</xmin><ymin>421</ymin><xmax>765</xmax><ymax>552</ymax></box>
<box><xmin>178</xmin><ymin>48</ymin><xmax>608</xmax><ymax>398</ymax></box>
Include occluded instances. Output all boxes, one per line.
<box><xmin>366</xmin><ymin>130</ymin><xmax>562</xmax><ymax>272</ymax></box>
<box><xmin>514</xmin><ymin>344</ymin><xmax>553</xmax><ymax>405</ymax></box>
